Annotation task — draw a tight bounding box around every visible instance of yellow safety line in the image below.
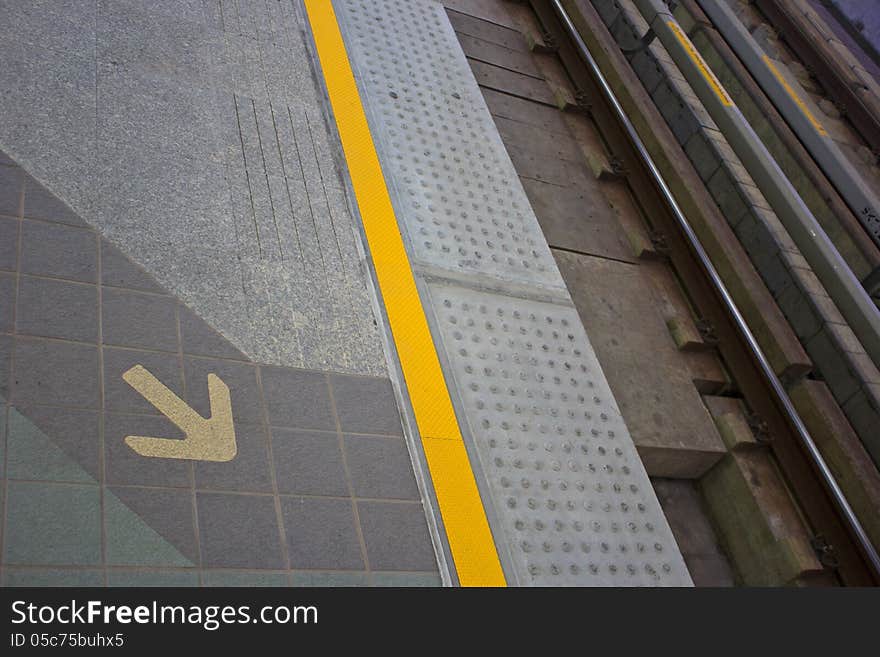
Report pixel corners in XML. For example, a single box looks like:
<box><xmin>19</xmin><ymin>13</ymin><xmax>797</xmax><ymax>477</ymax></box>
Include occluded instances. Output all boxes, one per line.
<box><xmin>762</xmin><ymin>54</ymin><xmax>829</xmax><ymax>137</ymax></box>
<box><xmin>668</xmin><ymin>21</ymin><xmax>733</xmax><ymax>107</ymax></box>
<box><xmin>303</xmin><ymin>0</ymin><xmax>506</xmax><ymax>587</ymax></box>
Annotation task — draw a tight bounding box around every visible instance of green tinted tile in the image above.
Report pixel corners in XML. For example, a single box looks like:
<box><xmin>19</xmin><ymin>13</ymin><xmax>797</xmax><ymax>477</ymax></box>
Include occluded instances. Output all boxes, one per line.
<box><xmin>203</xmin><ymin>571</ymin><xmax>290</xmax><ymax>587</ymax></box>
<box><xmin>371</xmin><ymin>572</ymin><xmax>442</xmax><ymax>587</ymax></box>
<box><xmin>0</xmin><ymin>404</ymin><xmax>7</xmax><ymax>478</ymax></box>
<box><xmin>291</xmin><ymin>571</ymin><xmax>369</xmax><ymax>587</ymax></box>
<box><xmin>6</xmin><ymin>406</ymin><xmax>98</xmax><ymax>483</ymax></box>
<box><xmin>4</xmin><ymin>482</ymin><xmax>101</xmax><ymax>565</ymax></box>
<box><xmin>107</xmin><ymin>570</ymin><xmax>199</xmax><ymax>586</ymax></box>
<box><xmin>3</xmin><ymin>567</ymin><xmax>104</xmax><ymax>587</ymax></box>
<box><xmin>104</xmin><ymin>489</ymin><xmax>194</xmax><ymax>567</ymax></box>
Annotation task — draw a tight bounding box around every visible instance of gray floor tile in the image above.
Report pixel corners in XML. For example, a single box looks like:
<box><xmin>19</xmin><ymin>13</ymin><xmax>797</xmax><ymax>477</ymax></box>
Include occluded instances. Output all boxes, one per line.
<box><xmin>22</xmin><ymin>176</ymin><xmax>86</xmax><ymax>226</ymax></box>
<box><xmin>197</xmin><ymin>492</ymin><xmax>284</xmax><ymax>569</ymax></box>
<box><xmin>261</xmin><ymin>366</ymin><xmax>334</xmax><ymax>430</ymax></box>
<box><xmin>101</xmin><ymin>240</ymin><xmax>164</xmax><ymax>293</ymax></box>
<box><xmin>0</xmin><ymin>216</ymin><xmax>18</xmax><ymax>271</ymax></box>
<box><xmin>179</xmin><ymin>304</ymin><xmax>246</xmax><ymax>360</ymax></box>
<box><xmin>272</xmin><ymin>429</ymin><xmax>348</xmax><ymax>497</ymax></box>
<box><xmin>357</xmin><ymin>501</ymin><xmax>437</xmax><ymax>572</ymax></box>
<box><xmin>0</xmin><ymin>334</ymin><xmax>11</xmax><ymax>397</ymax></box>
<box><xmin>107</xmin><ymin>570</ymin><xmax>199</xmax><ymax>586</ymax></box>
<box><xmin>0</xmin><ymin>405</ymin><xmax>6</xmax><ymax>479</ymax></box>
<box><xmin>16</xmin><ymin>276</ymin><xmax>98</xmax><ymax>342</ymax></box>
<box><xmin>3</xmin><ymin>567</ymin><xmax>104</xmax><ymax>587</ymax></box>
<box><xmin>11</xmin><ymin>337</ymin><xmax>99</xmax><ymax>408</ymax></box>
<box><xmin>371</xmin><ymin>572</ymin><xmax>442</xmax><ymax>587</ymax></box>
<box><xmin>185</xmin><ymin>356</ymin><xmax>263</xmax><ymax>424</ymax></box>
<box><xmin>330</xmin><ymin>375</ymin><xmax>403</xmax><ymax>435</ymax></box>
<box><xmin>0</xmin><ymin>273</ymin><xmax>14</xmax><ymax>333</ymax></box>
<box><xmin>203</xmin><ymin>571</ymin><xmax>289</xmax><ymax>587</ymax></box>
<box><xmin>102</xmin><ymin>287</ymin><xmax>179</xmax><ymax>351</ymax></box>
<box><xmin>103</xmin><ymin>347</ymin><xmax>184</xmax><ymax>414</ymax></box>
<box><xmin>344</xmin><ymin>435</ymin><xmax>420</xmax><ymax>500</ymax></box>
<box><xmin>0</xmin><ymin>165</ymin><xmax>22</xmax><ymax>217</ymax></box>
<box><xmin>104</xmin><ymin>413</ymin><xmax>191</xmax><ymax>488</ymax></box>
<box><xmin>20</xmin><ymin>220</ymin><xmax>96</xmax><ymax>282</ymax></box>
<box><xmin>6</xmin><ymin>405</ymin><xmax>99</xmax><ymax>482</ymax></box>
<box><xmin>195</xmin><ymin>422</ymin><xmax>273</xmax><ymax>493</ymax></box>
<box><xmin>4</xmin><ymin>481</ymin><xmax>102</xmax><ymax>566</ymax></box>
<box><xmin>281</xmin><ymin>496</ymin><xmax>364</xmax><ymax>570</ymax></box>
<box><xmin>106</xmin><ymin>485</ymin><xmax>198</xmax><ymax>566</ymax></box>
<box><xmin>291</xmin><ymin>571</ymin><xmax>369</xmax><ymax>587</ymax></box>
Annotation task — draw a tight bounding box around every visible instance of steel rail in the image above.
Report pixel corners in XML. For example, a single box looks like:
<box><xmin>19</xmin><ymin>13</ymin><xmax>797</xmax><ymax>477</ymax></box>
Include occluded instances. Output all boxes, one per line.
<box><xmin>697</xmin><ymin>0</ymin><xmax>880</xmax><ymax>251</ymax></box>
<box><xmin>549</xmin><ymin>0</ymin><xmax>880</xmax><ymax>579</ymax></box>
<box><xmin>754</xmin><ymin>0</ymin><xmax>880</xmax><ymax>156</ymax></box>
<box><xmin>630</xmin><ymin>0</ymin><xmax>880</xmax><ymax>374</ymax></box>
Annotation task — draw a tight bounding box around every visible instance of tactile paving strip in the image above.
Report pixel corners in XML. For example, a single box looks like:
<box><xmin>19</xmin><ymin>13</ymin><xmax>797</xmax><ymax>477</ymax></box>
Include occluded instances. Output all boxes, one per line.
<box><xmin>334</xmin><ymin>0</ymin><xmax>564</xmax><ymax>291</ymax></box>
<box><xmin>329</xmin><ymin>0</ymin><xmax>691</xmax><ymax>585</ymax></box>
<box><xmin>427</xmin><ymin>284</ymin><xmax>690</xmax><ymax>585</ymax></box>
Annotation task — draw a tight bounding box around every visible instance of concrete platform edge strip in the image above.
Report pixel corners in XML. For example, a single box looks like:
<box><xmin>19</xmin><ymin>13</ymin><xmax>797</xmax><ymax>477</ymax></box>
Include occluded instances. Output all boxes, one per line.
<box><xmin>307</xmin><ymin>0</ymin><xmax>690</xmax><ymax>586</ymax></box>
<box><xmin>302</xmin><ymin>0</ymin><xmax>507</xmax><ymax>587</ymax></box>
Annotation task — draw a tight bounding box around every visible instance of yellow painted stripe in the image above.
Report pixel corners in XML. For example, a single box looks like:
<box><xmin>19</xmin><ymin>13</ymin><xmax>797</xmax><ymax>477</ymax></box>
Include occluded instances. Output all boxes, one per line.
<box><xmin>762</xmin><ymin>54</ymin><xmax>829</xmax><ymax>137</ymax></box>
<box><xmin>303</xmin><ymin>0</ymin><xmax>506</xmax><ymax>587</ymax></box>
<box><xmin>668</xmin><ymin>21</ymin><xmax>733</xmax><ymax>107</ymax></box>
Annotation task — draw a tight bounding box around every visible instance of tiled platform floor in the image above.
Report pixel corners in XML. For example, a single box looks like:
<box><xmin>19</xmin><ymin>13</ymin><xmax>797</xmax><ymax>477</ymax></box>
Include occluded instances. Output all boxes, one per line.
<box><xmin>0</xmin><ymin>152</ymin><xmax>440</xmax><ymax>586</ymax></box>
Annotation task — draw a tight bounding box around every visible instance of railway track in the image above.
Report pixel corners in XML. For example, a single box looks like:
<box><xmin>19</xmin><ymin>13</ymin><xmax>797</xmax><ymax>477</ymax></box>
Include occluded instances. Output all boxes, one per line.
<box><xmin>754</xmin><ymin>0</ymin><xmax>880</xmax><ymax>156</ymax></box>
<box><xmin>443</xmin><ymin>0</ymin><xmax>880</xmax><ymax>585</ymax></box>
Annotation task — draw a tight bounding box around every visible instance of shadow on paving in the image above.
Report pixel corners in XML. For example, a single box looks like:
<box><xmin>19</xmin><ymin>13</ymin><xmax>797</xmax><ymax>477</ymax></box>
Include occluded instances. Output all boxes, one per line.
<box><xmin>0</xmin><ymin>150</ymin><xmax>439</xmax><ymax>587</ymax></box>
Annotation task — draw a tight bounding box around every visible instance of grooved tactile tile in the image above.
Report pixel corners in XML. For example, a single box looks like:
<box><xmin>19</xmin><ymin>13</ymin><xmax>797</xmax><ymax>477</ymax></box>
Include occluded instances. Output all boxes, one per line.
<box><xmin>428</xmin><ymin>284</ymin><xmax>690</xmax><ymax>585</ymax></box>
<box><xmin>335</xmin><ymin>0</ymin><xmax>564</xmax><ymax>291</ymax></box>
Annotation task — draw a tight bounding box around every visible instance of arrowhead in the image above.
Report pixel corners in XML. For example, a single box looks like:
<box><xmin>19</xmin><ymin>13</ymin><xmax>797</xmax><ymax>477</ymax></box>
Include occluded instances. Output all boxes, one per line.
<box><xmin>123</xmin><ymin>365</ymin><xmax>237</xmax><ymax>462</ymax></box>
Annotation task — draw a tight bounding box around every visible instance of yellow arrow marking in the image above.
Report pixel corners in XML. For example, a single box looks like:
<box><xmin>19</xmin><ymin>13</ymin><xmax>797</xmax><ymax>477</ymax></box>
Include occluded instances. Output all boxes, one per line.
<box><xmin>122</xmin><ymin>364</ymin><xmax>237</xmax><ymax>462</ymax></box>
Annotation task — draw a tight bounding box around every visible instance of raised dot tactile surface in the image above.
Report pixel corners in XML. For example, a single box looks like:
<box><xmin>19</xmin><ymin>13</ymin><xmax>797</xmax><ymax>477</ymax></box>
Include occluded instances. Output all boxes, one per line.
<box><xmin>331</xmin><ymin>0</ymin><xmax>691</xmax><ymax>586</ymax></box>
<box><xmin>335</xmin><ymin>0</ymin><xmax>564</xmax><ymax>291</ymax></box>
<box><xmin>427</xmin><ymin>284</ymin><xmax>690</xmax><ymax>585</ymax></box>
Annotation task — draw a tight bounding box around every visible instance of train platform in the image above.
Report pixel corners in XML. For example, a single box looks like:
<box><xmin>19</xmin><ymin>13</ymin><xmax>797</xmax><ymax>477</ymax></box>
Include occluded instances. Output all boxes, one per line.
<box><xmin>0</xmin><ymin>0</ymin><xmax>691</xmax><ymax>587</ymax></box>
